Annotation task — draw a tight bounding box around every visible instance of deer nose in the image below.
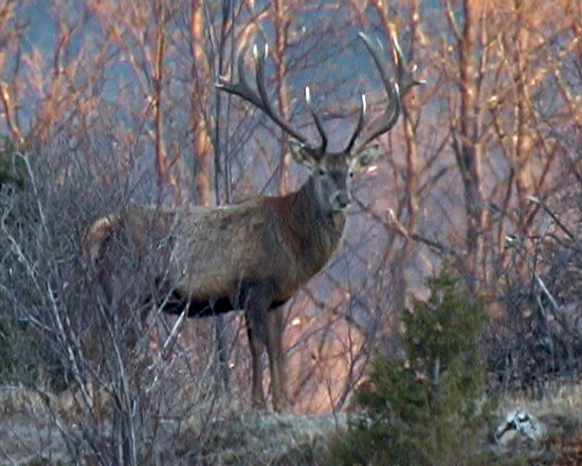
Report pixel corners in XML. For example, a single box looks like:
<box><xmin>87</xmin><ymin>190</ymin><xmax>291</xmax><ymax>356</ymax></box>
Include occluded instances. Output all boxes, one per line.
<box><xmin>334</xmin><ymin>191</ymin><xmax>351</xmax><ymax>210</ymax></box>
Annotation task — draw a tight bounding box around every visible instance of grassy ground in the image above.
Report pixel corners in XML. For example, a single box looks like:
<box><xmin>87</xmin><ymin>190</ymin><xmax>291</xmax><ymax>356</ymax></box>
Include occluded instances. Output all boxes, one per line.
<box><xmin>0</xmin><ymin>385</ymin><xmax>346</xmax><ymax>465</ymax></box>
<box><xmin>2</xmin><ymin>383</ymin><xmax>582</xmax><ymax>465</ymax></box>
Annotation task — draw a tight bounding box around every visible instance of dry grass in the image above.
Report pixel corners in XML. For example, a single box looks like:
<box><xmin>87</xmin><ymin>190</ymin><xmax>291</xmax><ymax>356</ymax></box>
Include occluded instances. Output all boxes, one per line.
<box><xmin>4</xmin><ymin>379</ymin><xmax>582</xmax><ymax>465</ymax></box>
<box><xmin>172</xmin><ymin>411</ymin><xmax>347</xmax><ymax>465</ymax></box>
<box><xmin>0</xmin><ymin>384</ymin><xmax>347</xmax><ymax>465</ymax></box>
<box><xmin>497</xmin><ymin>382</ymin><xmax>582</xmax><ymax>420</ymax></box>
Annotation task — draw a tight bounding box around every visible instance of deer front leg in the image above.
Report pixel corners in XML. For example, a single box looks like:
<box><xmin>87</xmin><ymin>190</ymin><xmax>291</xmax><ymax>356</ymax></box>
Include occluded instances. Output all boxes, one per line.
<box><xmin>266</xmin><ymin>306</ymin><xmax>287</xmax><ymax>412</ymax></box>
<box><xmin>242</xmin><ymin>280</ymin><xmax>274</xmax><ymax>410</ymax></box>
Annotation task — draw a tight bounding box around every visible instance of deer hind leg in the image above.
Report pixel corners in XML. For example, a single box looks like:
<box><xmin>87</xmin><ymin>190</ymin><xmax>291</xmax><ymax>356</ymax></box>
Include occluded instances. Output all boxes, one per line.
<box><xmin>266</xmin><ymin>306</ymin><xmax>287</xmax><ymax>412</ymax></box>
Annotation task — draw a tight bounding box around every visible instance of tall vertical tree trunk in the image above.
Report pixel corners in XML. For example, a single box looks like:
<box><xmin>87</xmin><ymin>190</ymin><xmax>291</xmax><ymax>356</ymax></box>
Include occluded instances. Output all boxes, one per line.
<box><xmin>456</xmin><ymin>0</ymin><xmax>484</xmax><ymax>289</ymax></box>
<box><xmin>513</xmin><ymin>0</ymin><xmax>533</xmax><ymax>214</ymax></box>
<box><xmin>191</xmin><ymin>0</ymin><xmax>230</xmax><ymax>396</ymax></box>
<box><xmin>372</xmin><ymin>1</ymin><xmax>422</xmax><ymax>313</ymax></box>
<box><xmin>154</xmin><ymin>0</ymin><xmax>169</xmax><ymax>194</ymax></box>
<box><xmin>269</xmin><ymin>0</ymin><xmax>291</xmax><ymax>401</ymax></box>
<box><xmin>274</xmin><ymin>0</ymin><xmax>291</xmax><ymax>196</ymax></box>
<box><xmin>397</xmin><ymin>4</ymin><xmax>421</xmax><ymax>314</ymax></box>
<box><xmin>192</xmin><ymin>0</ymin><xmax>212</xmax><ymax>207</ymax></box>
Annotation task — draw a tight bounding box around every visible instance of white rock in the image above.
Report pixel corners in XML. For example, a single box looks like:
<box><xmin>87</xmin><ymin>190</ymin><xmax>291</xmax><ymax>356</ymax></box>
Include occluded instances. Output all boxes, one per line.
<box><xmin>495</xmin><ymin>408</ymin><xmax>546</xmax><ymax>447</ymax></box>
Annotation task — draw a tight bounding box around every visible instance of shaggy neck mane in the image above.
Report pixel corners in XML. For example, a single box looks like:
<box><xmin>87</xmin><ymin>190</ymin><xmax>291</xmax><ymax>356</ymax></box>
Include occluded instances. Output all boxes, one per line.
<box><xmin>286</xmin><ymin>175</ymin><xmax>347</xmax><ymax>274</ymax></box>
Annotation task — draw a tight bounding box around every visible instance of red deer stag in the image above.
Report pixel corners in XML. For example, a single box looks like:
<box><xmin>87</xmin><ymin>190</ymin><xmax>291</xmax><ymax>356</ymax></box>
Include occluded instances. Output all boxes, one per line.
<box><xmin>83</xmin><ymin>32</ymin><xmax>422</xmax><ymax>411</ymax></box>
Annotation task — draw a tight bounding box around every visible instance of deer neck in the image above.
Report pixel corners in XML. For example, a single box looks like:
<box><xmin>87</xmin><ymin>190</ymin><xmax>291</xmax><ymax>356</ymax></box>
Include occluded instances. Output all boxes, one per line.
<box><xmin>287</xmin><ymin>176</ymin><xmax>347</xmax><ymax>273</ymax></box>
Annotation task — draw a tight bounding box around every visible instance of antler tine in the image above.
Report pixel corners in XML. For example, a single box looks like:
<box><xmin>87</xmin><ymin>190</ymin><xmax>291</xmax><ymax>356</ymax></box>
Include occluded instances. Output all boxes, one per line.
<box><xmin>344</xmin><ymin>94</ymin><xmax>367</xmax><ymax>152</ymax></box>
<box><xmin>305</xmin><ymin>86</ymin><xmax>327</xmax><ymax>153</ymax></box>
<box><xmin>354</xmin><ymin>32</ymin><xmax>423</xmax><ymax>153</ymax></box>
<box><xmin>216</xmin><ymin>44</ymin><xmax>309</xmax><ymax>145</ymax></box>
<box><xmin>392</xmin><ymin>34</ymin><xmax>426</xmax><ymax>97</ymax></box>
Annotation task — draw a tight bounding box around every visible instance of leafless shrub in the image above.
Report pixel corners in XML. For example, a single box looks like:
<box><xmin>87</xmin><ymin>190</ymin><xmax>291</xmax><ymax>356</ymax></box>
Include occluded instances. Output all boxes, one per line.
<box><xmin>0</xmin><ymin>146</ymin><xmax>230</xmax><ymax>464</ymax></box>
<box><xmin>485</xmin><ymin>140</ymin><xmax>582</xmax><ymax>395</ymax></box>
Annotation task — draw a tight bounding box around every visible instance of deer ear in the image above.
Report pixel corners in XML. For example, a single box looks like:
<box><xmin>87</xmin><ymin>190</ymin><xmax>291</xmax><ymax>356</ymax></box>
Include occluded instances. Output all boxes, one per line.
<box><xmin>289</xmin><ymin>140</ymin><xmax>318</xmax><ymax>170</ymax></box>
<box><xmin>351</xmin><ymin>144</ymin><xmax>380</xmax><ymax>173</ymax></box>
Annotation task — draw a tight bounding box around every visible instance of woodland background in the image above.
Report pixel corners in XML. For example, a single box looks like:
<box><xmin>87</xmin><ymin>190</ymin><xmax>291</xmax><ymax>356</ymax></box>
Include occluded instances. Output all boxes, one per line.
<box><xmin>0</xmin><ymin>0</ymin><xmax>581</xmax><ymax>463</ymax></box>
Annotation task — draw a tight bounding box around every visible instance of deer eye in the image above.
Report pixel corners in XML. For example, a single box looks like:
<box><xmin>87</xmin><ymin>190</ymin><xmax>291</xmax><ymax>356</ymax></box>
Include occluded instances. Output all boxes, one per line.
<box><xmin>318</xmin><ymin>167</ymin><xmax>327</xmax><ymax>177</ymax></box>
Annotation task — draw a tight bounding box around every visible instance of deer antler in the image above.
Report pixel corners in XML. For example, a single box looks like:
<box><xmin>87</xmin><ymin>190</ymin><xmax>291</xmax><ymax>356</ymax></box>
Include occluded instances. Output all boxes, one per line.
<box><xmin>344</xmin><ymin>94</ymin><xmax>368</xmax><ymax>152</ymax></box>
<box><xmin>217</xmin><ymin>33</ymin><xmax>423</xmax><ymax>158</ymax></box>
<box><xmin>217</xmin><ymin>44</ymin><xmax>329</xmax><ymax>158</ymax></box>
<box><xmin>353</xmin><ymin>32</ymin><xmax>424</xmax><ymax>153</ymax></box>
<box><xmin>305</xmin><ymin>86</ymin><xmax>328</xmax><ymax>153</ymax></box>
